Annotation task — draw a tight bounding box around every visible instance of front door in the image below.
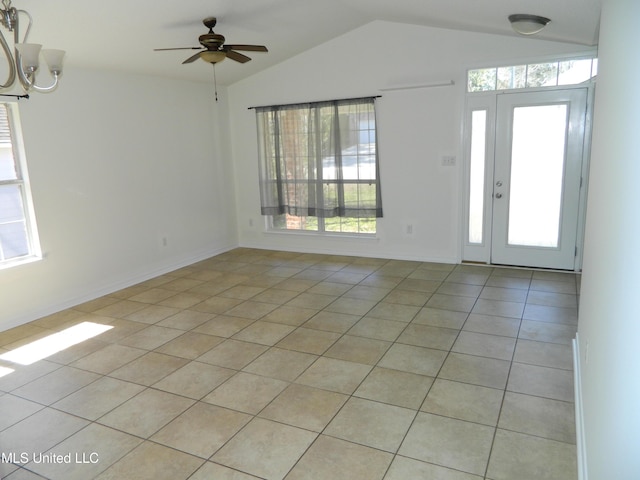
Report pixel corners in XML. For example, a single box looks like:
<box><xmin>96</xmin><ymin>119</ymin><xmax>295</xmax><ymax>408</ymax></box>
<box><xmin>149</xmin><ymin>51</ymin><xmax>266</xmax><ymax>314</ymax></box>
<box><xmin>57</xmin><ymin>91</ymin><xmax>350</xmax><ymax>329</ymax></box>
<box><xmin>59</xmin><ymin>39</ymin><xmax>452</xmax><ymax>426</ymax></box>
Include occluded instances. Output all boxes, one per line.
<box><xmin>490</xmin><ymin>88</ymin><xmax>588</xmax><ymax>269</ymax></box>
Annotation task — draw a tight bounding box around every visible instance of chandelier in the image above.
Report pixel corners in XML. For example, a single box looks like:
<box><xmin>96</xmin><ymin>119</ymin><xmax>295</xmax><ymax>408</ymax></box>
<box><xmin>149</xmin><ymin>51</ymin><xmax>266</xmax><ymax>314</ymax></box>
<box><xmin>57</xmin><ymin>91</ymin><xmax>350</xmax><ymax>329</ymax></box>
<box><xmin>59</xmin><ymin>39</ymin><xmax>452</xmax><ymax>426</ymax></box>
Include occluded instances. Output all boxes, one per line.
<box><xmin>0</xmin><ymin>0</ymin><xmax>65</xmax><ymax>94</ymax></box>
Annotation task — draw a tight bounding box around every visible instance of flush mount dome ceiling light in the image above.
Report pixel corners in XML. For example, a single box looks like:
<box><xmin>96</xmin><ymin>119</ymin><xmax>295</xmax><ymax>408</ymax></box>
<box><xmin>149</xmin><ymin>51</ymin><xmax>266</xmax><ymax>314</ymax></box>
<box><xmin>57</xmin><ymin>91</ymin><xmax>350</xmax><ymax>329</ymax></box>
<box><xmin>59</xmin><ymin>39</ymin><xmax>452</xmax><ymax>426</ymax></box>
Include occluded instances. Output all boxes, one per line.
<box><xmin>508</xmin><ymin>14</ymin><xmax>551</xmax><ymax>35</ymax></box>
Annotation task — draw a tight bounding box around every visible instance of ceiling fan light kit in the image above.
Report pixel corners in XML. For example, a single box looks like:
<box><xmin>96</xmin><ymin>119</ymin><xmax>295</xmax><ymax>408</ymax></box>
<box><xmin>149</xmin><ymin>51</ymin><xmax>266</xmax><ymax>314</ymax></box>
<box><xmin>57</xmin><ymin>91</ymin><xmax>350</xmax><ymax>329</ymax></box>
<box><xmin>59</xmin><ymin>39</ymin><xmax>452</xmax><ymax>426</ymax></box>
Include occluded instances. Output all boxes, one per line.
<box><xmin>508</xmin><ymin>14</ymin><xmax>551</xmax><ymax>35</ymax></box>
<box><xmin>0</xmin><ymin>0</ymin><xmax>65</xmax><ymax>94</ymax></box>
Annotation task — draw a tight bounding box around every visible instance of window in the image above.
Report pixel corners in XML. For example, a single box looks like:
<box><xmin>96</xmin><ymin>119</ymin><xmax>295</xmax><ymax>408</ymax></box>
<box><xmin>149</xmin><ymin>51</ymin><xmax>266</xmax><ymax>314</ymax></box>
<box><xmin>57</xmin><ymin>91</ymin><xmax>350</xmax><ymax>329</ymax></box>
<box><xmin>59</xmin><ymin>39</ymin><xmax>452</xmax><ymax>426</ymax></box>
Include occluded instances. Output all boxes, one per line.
<box><xmin>468</xmin><ymin>57</ymin><xmax>598</xmax><ymax>93</ymax></box>
<box><xmin>255</xmin><ymin>97</ymin><xmax>382</xmax><ymax>235</ymax></box>
<box><xmin>0</xmin><ymin>102</ymin><xmax>41</xmax><ymax>268</ymax></box>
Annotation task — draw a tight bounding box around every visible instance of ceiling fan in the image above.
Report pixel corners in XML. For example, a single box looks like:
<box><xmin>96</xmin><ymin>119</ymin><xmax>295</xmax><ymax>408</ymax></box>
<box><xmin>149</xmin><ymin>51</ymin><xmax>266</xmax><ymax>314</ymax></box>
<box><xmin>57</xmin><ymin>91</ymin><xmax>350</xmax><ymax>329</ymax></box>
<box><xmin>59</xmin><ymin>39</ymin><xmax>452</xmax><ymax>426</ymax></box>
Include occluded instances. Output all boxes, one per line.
<box><xmin>154</xmin><ymin>17</ymin><xmax>268</xmax><ymax>65</ymax></box>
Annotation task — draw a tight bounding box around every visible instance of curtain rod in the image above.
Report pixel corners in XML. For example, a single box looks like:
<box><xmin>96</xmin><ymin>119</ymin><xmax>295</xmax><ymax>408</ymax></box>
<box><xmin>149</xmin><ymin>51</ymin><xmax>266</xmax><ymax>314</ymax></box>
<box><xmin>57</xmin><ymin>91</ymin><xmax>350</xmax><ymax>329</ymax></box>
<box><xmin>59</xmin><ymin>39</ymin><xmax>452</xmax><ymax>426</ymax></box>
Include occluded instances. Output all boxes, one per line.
<box><xmin>248</xmin><ymin>95</ymin><xmax>381</xmax><ymax>110</ymax></box>
<box><xmin>0</xmin><ymin>93</ymin><xmax>29</xmax><ymax>100</ymax></box>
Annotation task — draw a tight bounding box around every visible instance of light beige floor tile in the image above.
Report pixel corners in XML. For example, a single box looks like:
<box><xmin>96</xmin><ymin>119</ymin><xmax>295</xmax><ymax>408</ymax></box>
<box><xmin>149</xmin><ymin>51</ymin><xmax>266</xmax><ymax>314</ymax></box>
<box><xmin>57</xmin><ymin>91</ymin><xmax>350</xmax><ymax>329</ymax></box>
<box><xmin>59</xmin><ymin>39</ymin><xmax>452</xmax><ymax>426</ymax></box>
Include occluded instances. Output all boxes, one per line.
<box><xmin>0</xmin><ymin>360</ymin><xmax>60</xmax><ymax>392</ymax></box>
<box><xmin>95</xmin><ymin>441</ymin><xmax>203</xmax><ymax>480</ymax></box>
<box><xmin>487</xmin><ymin>429</ymin><xmax>577</xmax><ymax>480</ymax></box>
<box><xmin>462</xmin><ymin>314</ymin><xmax>520</xmax><ymax>337</ymax></box>
<box><xmin>412</xmin><ymin>307</ymin><xmax>468</xmax><ymax>329</ymax></box>
<box><xmin>196</xmin><ymin>339</ymin><xmax>268</xmax><ymax>369</ymax></box>
<box><xmin>161</xmin><ymin>277</ymin><xmax>207</xmax><ymax>292</ymax></box>
<box><xmin>325</xmin><ymin>272</ymin><xmax>369</xmax><ymax>285</ymax></box>
<box><xmin>451</xmin><ymin>331</ymin><xmax>516</xmax><ymax>361</ymax></box>
<box><xmin>262</xmin><ymin>305</ymin><xmax>319</xmax><ymax>326</ymax></box>
<box><xmin>225</xmin><ymin>301</ymin><xmax>280</xmax><ymax>320</ymax></box>
<box><xmin>304</xmin><ymin>311</ymin><xmax>361</xmax><ymax>333</ymax></box>
<box><xmin>153</xmin><ymin>361</ymin><xmax>235</xmax><ymax>399</ymax></box>
<box><xmin>156</xmin><ymin>310</ymin><xmax>214</xmax><ymax>330</ymax></box>
<box><xmin>471</xmin><ymin>299</ymin><xmax>525</xmax><ymax>318</ymax></box>
<box><xmin>378</xmin><ymin>343</ymin><xmax>447</xmax><ymax>376</ymax></box>
<box><xmin>109</xmin><ymin>352</ymin><xmax>189</xmax><ymax>386</ymax></box>
<box><xmin>12</xmin><ymin>366</ymin><xmax>100</xmax><ymax>405</ymax></box>
<box><xmin>397</xmin><ymin>278</ymin><xmax>442</xmax><ymax>293</ymax></box>
<box><xmin>0</xmin><ymin>408</ymin><xmax>89</xmax><ymax>457</ymax></box>
<box><xmin>530</xmin><ymin>278</ymin><xmax>577</xmax><ymax>294</ymax></box>
<box><xmin>98</xmin><ymin>388</ymin><xmax>194</xmax><ymax>438</ymax></box>
<box><xmin>480</xmin><ymin>286</ymin><xmax>528</xmax><ymax>302</ymax></box>
<box><xmin>513</xmin><ymin>339</ymin><xmax>573</xmax><ymax>370</ymax></box>
<box><xmin>27</xmin><ymin>423</ymin><xmax>141</xmax><ymax>480</ymax></box>
<box><xmin>91</xmin><ymin>318</ymin><xmax>147</xmax><ymax>343</ymax></box>
<box><xmin>192</xmin><ymin>316</ymin><xmax>254</xmax><ymax>338</ymax></box>
<box><xmin>190</xmin><ymin>462</ymin><xmax>262</xmax><ymax>479</ymax></box>
<box><xmin>128</xmin><ymin>288</ymin><xmax>178</xmax><ymax>304</ymax></box>
<box><xmin>212</xmin><ymin>417</ymin><xmax>317</xmax><ymax>480</ymax></box>
<box><xmin>117</xmin><ymin>325</ymin><xmax>184</xmax><ymax>350</ymax></box>
<box><xmin>444</xmin><ymin>272</ymin><xmax>490</xmax><ymax>286</ymax></box>
<box><xmin>307</xmin><ymin>281</ymin><xmax>354</xmax><ymax>296</ymax></box>
<box><xmin>397</xmin><ymin>324</ymin><xmax>459</xmax><ymax>351</ymax></box>
<box><xmin>324</xmin><ymin>297</ymin><xmax>378</xmax><ymax>317</ymax></box>
<box><xmin>259</xmin><ymin>383</ymin><xmax>348</xmax><ymax>431</ymax></box>
<box><xmin>53</xmin><ymin>376</ymin><xmax>145</xmax><ymax>420</ymax></box>
<box><xmin>231</xmin><ymin>321</ymin><xmax>295</xmax><ymax>346</ymax></box>
<box><xmin>437</xmin><ymin>282</ymin><xmax>483</xmax><ymax>298</ymax></box>
<box><xmin>385</xmin><ymin>455</ymin><xmax>483</xmax><ymax>480</ymax></box>
<box><xmin>295</xmin><ymin>357</ymin><xmax>372</xmax><ymax>394</ymax></box>
<box><xmin>202</xmin><ymin>372</ymin><xmax>288</xmax><ymax>414</ymax></box>
<box><xmin>124</xmin><ymin>305</ymin><xmax>180</xmax><ymax>324</ymax></box>
<box><xmin>286</xmin><ymin>292</ymin><xmax>338</xmax><ymax>310</ymax></box>
<box><xmin>251</xmin><ymin>288</ymin><xmax>301</xmax><ymax>305</ymax></box>
<box><xmin>0</xmin><ymin>394</ymin><xmax>44</xmax><ymax>430</ymax></box>
<box><xmin>421</xmin><ymin>378</ymin><xmax>503</xmax><ymax>426</ymax></box>
<box><xmin>507</xmin><ymin>362</ymin><xmax>574</xmax><ymax>402</ymax></box>
<box><xmin>46</xmin><ymin>337</ymin><xmax>110</xmax><ymax>365</ymax></box>
<box><xmin>70</xmin><ymin>343</ymin><xmax>146</xmax><ymax>374</ymax></box>
<box><xmin>485</xmin><ymin>275</ymin><xmax>531</xmax><ymax>290</ymax></box>
<box><xmin>519</xmin><ymin>320</ymin><xmax>577</xmax><ymax>345</ymax></box>
<box><xmin>276</xmin><ymin>327</ymin><xmax>341</xmax><ymax>355</ymax></box>
<box><xmin>191</xmin><ymin>296</ymin><xmax>245</xmax><ymax>314</ymax></box>
<box><xmin>347</xmin><ymin>317</ymin><xmax>407</xmax><ymax>341</ymax></box>
<box><xmin>324</xmin><ymin>335</ymin><xmax>391</xmax><ymax>365</ymax></box>
<box><xmin>499</xmin><ymin>392</ymin><xmax>575</xmax><ymax>443</ymax></box>
<box><xmin>343</xmin><ymin>285</ymin><xmax>391</xmax><ymax>302</ymax></box>
<box><xmin>523</xmin><ymin>304</ymin><xmax>578</xmax><ymax>325</ymax></box>
<box><xmin>399</xmin><ymin>412</ymin><xmax>494</xmax><ymax>476</ymax></box>
<box><xmin>382</xmin><ymin>288</ymin><xmax>431</xmax><ymax>307</ymax></box>
<box><xmin>93</xmin><ymin>300</ymin><xmax>148</xmax><ymax>318</ymax></box>
<box><xmin>243</xmin><ymin>348</ymin><xmax>317</xmax><ymax>382</ymax></box>
<box><xmin>355</xmin><ymin>366</ymin><xmax>433</xmax><ymax>409</ymax></box>
<box><xmin>366</xmin><ymin>302</ymin><xmax>421</xmax><ymax>322</ymax></box>
<box><xmin>158</xmin><ymin>292</ymin><xmax>211</xmax><ymax>309</ymax></box>
<box><xmin>151</xmin><ymin>402</ymin><xmax>251</xmax><ymax>458</ymax></box>
<box><xmin>286</xmin><ymin>435</ymin><xmax>393</xmax><ymax>480</ymax></box>
<box><xmin>438</xmin><ymin>353</ymin><xmax>511</xmax><ymax>389</ymax></box>
<box><xmin>155</xmin><ymin>332</ymin><xmax>225</xmax><ymax>359</ymax></box>
<box><xmin>218</xmin><ymin>285</ymin><xmax>266</xmax><ymax>300</ymax></box>
<box><xmin>526</xmin><ymin>290</ymin><xmax>578</xmax><ymax>308</ymax></box>
<box><xmin>426</xmin><ymin>294</ymin><xmax>477</xmax><ymax>313</ymax></box>
<box><xmin>325</xmin><ymin>397</ymin><xmax>415</xmax><ymax>452</ymax></box>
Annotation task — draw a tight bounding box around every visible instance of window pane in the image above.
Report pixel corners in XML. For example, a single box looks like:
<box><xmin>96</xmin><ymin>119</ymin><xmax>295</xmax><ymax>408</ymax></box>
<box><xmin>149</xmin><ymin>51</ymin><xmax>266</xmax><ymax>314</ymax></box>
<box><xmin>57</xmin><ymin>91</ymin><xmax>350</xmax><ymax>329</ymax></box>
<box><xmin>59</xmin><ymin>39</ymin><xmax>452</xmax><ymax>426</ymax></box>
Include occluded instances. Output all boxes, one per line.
<box><xmin>468</xmin><ymin>68</ymin><xmax>497</xmax><ymax>92</ymax></box>
<box><xmin>0</xmin><ymin>146</ymin><xmax>16</xmax><ymax>180</ymax></box>
<box><xmin>0</xmin><ymin>184</ymin><xmax>26</xmax><ymax>223</ymax></box>
<box><xmin>508</xmin><ymin>104</ymin><xmax>568</xmax><ymax>247</ymax></box>
<box><xmin>0</xmin><ymin>221</ymin><xmax>29</xmax><ymax>260</ymax></box>
<box><xmin>558</xmin><ymin>59</ymin><xmax>594</xmax><ymax>85</ymax></box>
<box><xmin>468</xmin><ymin>110</ymin><xmax>487</xmax><ymax>244</ymax></box>
<box><xmin>497</xmin><ymin>65</ymin><xmax>526</xmax><ymax>90</ymax></box>
<box><xmin>273</xmin><ymin>214</ymin><xmax>318</xmax><ymax>231</ymax></box>
<box><xmin>526</xmin><ymin>63</ymin><xmax>559</xmax><ymax>87</ymax></box>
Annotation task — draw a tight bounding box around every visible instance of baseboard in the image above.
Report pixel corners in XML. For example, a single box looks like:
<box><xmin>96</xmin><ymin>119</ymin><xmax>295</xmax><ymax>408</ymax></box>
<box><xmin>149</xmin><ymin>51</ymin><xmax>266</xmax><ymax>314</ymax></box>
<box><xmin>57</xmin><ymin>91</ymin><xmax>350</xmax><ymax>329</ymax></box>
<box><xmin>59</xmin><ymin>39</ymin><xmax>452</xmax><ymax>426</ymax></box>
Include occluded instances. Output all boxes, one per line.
<box><xmin>573</xmin><ymin>334</ymin><xmax>588</xmax><ymax>480</ymax></box>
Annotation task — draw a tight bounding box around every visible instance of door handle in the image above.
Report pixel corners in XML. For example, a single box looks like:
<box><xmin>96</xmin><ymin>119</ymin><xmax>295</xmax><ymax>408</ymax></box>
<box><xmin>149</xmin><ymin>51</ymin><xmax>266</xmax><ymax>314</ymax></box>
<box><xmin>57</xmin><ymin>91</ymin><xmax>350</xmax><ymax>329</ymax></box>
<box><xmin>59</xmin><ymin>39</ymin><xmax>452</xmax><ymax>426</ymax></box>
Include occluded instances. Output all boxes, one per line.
<box><xmin>495</xmin><ymin>193</ymin><xmax>503</xmax><ymax>199</ymax></box>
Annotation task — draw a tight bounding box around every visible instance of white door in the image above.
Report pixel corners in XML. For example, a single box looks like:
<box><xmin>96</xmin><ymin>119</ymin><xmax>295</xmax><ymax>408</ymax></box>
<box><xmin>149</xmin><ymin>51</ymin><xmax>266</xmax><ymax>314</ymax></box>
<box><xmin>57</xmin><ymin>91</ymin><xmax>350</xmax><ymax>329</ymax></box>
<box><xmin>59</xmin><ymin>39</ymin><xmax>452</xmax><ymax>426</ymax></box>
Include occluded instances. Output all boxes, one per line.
<box><xmin>490</xmin><ymin>89</ymin><xmax>588</xmax><ymax>269</ymax></box>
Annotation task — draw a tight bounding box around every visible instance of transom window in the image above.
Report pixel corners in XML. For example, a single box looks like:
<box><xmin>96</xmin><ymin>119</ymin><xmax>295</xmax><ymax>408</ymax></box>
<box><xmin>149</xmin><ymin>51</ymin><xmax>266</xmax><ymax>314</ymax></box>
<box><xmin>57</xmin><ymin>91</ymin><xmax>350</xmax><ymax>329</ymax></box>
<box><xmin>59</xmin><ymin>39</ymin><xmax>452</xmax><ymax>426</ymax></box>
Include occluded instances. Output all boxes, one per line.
<box><xmin>255</xmin><ymin>97</ymin><xmax>382</xmax><ymax>235</ymax></box>
<box><xmin>468</xmin><ymin>57</ymin><xmax>598</xmax><ymax>93</ymax></box>
<box><xmin>0</xmin><ymin>102</ymin><xmax>41</xmax><ymax>268</ymax></box>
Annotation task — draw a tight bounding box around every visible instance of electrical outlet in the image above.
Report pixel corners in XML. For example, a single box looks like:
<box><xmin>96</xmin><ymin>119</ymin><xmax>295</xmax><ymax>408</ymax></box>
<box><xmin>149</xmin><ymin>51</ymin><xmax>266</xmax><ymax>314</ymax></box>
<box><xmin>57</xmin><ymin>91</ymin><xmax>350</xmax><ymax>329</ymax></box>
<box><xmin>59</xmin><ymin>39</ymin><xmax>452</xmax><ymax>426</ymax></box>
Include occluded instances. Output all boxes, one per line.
<box><xmin>406</xmin><ymin>224</ymin><xmax>413</xmax><ymax>235</ymax></box>
<box><xmin>441</xmin><ymin>155</ymin><xmax>456</xmax><ymax>166</ymax></box>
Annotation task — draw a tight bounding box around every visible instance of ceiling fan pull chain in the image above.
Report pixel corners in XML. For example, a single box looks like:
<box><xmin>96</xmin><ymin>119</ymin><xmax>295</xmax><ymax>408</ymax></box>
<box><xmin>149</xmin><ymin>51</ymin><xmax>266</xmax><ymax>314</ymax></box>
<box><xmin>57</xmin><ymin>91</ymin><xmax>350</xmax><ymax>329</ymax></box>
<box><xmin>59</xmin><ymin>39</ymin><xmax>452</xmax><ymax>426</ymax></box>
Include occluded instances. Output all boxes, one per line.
<box><xmin>212</xmin><ymin>63</ymin><xmax>218</xmax><ymax>102</ymax></box>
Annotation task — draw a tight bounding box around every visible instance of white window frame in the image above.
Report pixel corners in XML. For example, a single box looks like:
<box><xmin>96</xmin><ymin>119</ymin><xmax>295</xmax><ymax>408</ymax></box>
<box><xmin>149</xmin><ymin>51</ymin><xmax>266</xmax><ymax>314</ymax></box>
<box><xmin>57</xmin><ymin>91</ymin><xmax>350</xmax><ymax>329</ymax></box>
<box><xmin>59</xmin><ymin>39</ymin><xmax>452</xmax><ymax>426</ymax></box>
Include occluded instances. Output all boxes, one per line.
<box><xmin>0</xmin><ymin>102</ymin><xmax>42</xmax><ymax>269</ymax></box>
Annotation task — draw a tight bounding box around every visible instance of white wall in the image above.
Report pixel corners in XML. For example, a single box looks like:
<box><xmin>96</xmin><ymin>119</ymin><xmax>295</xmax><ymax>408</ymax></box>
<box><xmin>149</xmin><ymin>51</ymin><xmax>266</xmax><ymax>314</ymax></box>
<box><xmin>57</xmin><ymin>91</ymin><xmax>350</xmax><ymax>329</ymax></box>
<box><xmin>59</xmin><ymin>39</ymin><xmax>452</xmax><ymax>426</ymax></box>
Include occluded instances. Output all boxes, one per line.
<box><xmin>228</xmin><ymin>21</ymin><xmax>594</xmax><ymax>262</ymax></box>
<box><xmin>577</xmin><ymin>0</ymin><xmax>640</xmax><ymax>478</ymax></box>
<box><xmin>1</xmin><ymin>68</ymin><xmax>237</xmax><ymax>331</ymax></box>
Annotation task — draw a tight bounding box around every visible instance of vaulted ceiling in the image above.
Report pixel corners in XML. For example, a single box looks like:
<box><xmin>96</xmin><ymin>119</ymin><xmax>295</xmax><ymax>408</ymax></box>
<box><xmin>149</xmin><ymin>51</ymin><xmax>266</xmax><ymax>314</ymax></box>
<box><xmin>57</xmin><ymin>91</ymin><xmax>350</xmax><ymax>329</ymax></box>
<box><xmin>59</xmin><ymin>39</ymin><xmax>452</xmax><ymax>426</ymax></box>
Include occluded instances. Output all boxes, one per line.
<box><xmin>15</xmin><ymin>0</ymin><xmax>601</xmax><ymax>86</ymax></box>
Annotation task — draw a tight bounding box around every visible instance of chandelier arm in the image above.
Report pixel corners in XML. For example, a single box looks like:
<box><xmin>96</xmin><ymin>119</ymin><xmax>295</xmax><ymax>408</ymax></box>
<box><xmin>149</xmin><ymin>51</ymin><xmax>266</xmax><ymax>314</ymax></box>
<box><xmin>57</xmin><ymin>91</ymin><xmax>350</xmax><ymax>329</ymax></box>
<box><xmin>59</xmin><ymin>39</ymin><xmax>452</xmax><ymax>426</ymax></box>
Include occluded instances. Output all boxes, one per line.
<box><xmin>0</xmin><ymin>28</ymin><xmax>16</xmax><ymax>90</ymax></box>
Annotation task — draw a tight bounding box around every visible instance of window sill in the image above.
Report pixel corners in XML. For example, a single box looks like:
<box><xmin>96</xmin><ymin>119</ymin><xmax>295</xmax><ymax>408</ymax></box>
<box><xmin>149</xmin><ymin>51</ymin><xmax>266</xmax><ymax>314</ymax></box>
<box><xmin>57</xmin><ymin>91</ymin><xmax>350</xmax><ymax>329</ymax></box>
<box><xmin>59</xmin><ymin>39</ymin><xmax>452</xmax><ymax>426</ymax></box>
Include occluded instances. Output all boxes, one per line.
<box><xmin>263</xmin><ymin>229</ymin><xmax>379</xmax><ymax>241</ymax></box>
<box><xmin>0</xmin><ymin>254</ymin><xmax>42</xmax><ymax>271</ymax></box>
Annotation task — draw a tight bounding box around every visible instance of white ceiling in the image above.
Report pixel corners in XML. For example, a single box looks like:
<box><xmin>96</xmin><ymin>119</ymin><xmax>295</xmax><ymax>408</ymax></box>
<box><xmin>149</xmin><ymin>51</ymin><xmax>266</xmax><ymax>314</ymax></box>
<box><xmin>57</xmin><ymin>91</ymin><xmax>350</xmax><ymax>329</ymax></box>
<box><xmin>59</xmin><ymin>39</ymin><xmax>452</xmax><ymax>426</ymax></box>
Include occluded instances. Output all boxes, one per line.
<box><xmin>17</xmin><ymin>0</ymin><xmax>601</xmax><ymax>86</ymax></box>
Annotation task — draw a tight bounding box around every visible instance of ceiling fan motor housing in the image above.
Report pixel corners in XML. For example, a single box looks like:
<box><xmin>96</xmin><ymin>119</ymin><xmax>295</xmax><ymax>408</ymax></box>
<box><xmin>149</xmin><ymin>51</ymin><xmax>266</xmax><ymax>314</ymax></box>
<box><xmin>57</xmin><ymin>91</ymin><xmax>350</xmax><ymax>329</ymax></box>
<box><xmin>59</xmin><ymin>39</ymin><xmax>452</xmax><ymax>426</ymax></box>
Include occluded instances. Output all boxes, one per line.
<box><xmin>199</xmin><ymin>33</ymin><xmax>225</xmax><ymax>49</ymax></box>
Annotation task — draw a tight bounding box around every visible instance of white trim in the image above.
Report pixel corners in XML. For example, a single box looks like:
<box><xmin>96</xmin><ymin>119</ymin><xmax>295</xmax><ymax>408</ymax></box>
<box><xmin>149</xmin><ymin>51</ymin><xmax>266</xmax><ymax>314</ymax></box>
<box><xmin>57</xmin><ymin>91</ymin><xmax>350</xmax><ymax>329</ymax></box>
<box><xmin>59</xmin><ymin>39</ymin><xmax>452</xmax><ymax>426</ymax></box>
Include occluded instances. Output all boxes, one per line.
<box><xmin>573</xmin><ymin>334</ymin><xmax>588</xmax><ymax>480</ymax></box>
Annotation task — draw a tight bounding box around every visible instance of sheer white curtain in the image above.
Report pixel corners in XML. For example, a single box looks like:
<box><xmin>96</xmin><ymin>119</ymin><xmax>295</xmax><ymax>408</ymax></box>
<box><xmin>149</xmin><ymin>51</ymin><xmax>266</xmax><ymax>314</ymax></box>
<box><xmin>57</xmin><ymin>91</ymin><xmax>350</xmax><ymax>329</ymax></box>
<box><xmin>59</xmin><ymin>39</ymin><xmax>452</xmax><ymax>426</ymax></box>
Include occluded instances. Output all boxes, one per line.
<box><xmin>255</xmin><ymin>97</ymin><xmax>382</xmax><ymax>219</ymax></box>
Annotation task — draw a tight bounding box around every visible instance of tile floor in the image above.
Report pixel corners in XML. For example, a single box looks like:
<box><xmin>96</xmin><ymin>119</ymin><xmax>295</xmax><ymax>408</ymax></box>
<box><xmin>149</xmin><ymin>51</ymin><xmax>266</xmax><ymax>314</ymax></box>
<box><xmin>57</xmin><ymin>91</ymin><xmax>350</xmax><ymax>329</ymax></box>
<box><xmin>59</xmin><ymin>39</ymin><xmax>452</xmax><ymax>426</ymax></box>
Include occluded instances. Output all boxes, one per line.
<box><xmin>0</xmin><ymin>248</ymin><xmax>579</xmax><ymax>480</ymax></box>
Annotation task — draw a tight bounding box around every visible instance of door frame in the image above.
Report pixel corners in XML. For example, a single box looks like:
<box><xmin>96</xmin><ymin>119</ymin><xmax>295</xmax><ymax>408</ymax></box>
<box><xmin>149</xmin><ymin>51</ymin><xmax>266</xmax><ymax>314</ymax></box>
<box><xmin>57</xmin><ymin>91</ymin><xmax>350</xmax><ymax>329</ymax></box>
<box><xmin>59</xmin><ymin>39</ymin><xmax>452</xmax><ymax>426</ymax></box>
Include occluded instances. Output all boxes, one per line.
<box><xmin>461</xmin><ymin>84</ymin><xmax>595</xmax><ymax>271</ymax></box>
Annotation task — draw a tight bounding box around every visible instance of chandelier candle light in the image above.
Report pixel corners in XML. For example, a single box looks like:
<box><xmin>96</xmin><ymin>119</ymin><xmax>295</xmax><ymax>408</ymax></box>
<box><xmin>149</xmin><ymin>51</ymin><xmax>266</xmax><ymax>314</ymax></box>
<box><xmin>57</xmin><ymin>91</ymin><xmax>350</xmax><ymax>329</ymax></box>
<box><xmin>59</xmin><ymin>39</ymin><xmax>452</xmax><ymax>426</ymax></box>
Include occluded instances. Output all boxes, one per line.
<box><xmin>0</xmin><ymin>0</ymin><xmax>65</xmax><ymax>93</ymax></box>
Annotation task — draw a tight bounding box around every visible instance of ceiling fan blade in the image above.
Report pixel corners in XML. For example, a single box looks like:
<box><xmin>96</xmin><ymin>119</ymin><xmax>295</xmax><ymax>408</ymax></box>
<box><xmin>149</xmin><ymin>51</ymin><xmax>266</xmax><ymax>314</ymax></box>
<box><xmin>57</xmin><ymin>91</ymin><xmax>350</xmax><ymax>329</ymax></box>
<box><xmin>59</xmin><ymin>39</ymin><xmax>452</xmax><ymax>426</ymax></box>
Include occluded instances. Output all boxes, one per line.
<box><xmin>154</xmin><ymin>47</ymin><xmax>202</xmax><ymax>51</ymax></box>
<box><xmin>224</xmin><ymin>44</ymin><xmax>268</xmax><ymax>52</ymax></box>
<box><xmin>182</xmin><ymin>51</ymin><xmax>204</xmax><ymax>64</ymax></box>
<box><xmin>225</xmin><ymin>50</ymin><xmax>252</xmax><ymax>63</ymax></box>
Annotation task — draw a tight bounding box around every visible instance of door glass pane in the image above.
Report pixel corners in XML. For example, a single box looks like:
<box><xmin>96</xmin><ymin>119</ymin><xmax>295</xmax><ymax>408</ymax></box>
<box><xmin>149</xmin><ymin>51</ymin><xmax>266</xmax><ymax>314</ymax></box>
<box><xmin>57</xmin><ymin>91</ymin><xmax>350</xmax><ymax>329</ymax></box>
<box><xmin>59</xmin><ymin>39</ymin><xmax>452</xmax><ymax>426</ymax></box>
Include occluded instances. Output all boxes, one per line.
<box><xmin>508</xmin><ymin>104</ymin><xmax>568</xmax><ymax>247</ymax></box>
<box><xmin>468</xmin><ymin>110</ymin><xmax>487</xmax><ymax>244</ymax></box>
